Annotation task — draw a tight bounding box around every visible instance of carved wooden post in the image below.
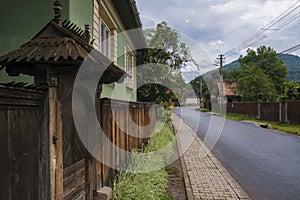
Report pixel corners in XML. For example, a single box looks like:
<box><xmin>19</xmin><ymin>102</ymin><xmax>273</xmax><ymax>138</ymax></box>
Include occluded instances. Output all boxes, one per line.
<box><xmin>48</xmin><ymin>75</ymin><xmax>63</xmax><ymax>200</ymax></box>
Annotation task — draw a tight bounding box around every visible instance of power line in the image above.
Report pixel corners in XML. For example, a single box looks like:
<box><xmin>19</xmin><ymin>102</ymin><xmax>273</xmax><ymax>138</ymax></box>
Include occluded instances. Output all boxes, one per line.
<box><xmin>224</xmin><ymin>0</ymin><xmax>300</xmax><ymax>57</ymax></box>
<box><xmin>280</xmin><ymin>43</ymin><xmax>300</xmax><ymax>54</ymax></box>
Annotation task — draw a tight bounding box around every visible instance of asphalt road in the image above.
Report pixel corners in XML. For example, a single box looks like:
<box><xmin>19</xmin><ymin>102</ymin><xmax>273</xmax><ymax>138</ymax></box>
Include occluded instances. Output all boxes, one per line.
<box><xmin>173</xmin><ymin>106</ymin><xmax>300</xmax><ymax>200</ymax></box>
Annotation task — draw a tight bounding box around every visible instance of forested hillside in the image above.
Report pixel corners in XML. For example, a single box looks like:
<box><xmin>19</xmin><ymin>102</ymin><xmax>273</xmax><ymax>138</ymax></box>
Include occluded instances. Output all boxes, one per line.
<box><xmin>223</xmin><ymin>54</ymin><xmax>300</xmax><ymax>82</ymax></box>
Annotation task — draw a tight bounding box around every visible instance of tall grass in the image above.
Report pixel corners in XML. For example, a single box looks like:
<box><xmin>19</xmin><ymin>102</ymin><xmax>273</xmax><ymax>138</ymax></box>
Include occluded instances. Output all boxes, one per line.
<box><xmin>113</xmin><ymin>122</ymin><xmax>175</xmax><ymax>200</ymax></box>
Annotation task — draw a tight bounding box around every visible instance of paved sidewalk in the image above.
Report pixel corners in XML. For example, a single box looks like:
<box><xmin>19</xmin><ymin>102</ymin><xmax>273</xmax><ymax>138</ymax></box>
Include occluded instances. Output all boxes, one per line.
<box><xmin>172</xmin><ymin>114</ymin><xmax>251</xmax><ymax>200</ymax></box>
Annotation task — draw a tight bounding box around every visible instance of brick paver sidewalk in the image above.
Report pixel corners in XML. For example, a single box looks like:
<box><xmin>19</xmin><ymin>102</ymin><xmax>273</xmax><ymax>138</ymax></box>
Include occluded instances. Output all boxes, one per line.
<box><xmin>172</xmin><ymin>114</ymin><xmax>251</xmax><ymax>200</ymax></box>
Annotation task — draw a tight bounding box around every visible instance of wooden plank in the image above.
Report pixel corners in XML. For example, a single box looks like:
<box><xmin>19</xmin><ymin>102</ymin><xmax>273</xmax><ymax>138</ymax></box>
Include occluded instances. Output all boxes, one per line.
<box><xmin>49</xmin><ymin>87</ymin><xmax>57</xmax><ymax>200</ymax></box>
<box><xmin>55</xmin><ymin>98</ymin><xmax>64</xmax><ymax>200</ymax></box>
<box><xmin>7</xmin><ymin>107</ymin><xmax>41</xmax><ymax>200</ymax></box>
<box><xmin>27</xmin><ymin>108</ymin><xmax>41</xmax><ymax>200</ymax></box>
<box><xmin>41</xmin><ymin>94</ymin><xmax>51</xmax><ymax>200</ymax></box>
<box><xmin>119</xmin><ymin>108</ymin><xmax>126</xmax><ymax>169</ymax></box>
<box><xmin>114</xmin><ymin>107</ymin><xmax>119</xmax><ymax>171</ymax></box>
<box><xmin>63</xmin><ymin>168</ymin><xmax>85</xmax><ymax>195</ymax></box>
<box><xmin>0</xmin><ymin>107</ymin><xmax>8</xmax><ymax>200</ymax></box>
<box><xmin>136</xmin><ymin>107</ymin><xmax>142</xmax><ymax>148</ymax></box>
<box><xmin>101</xmin><ymin>105</ymin><xmax>111</xmax><ymax>186</ymax></box>
<box><xmin>63</xmin><ymin>183</ymin><xmax>86</xmax><ymax>200</ymax></box>
<box><xmin>63</xmin><ymin>159</ymin><xmax>86</xmax><ymax>200</ymax></box>
<box><xmin>63</xmin><ymin>159</ymin><xmax>85</xmax><ymax>180</ymax></box>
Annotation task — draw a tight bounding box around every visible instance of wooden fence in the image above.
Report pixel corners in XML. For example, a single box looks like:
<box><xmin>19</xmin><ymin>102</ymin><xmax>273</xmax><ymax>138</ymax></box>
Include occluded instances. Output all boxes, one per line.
<box><xmin>0</xmin><ymin>84</ymin><xmax>157</xmax><ymax>200</ymax></box>
<box><xmin>0</xmin><ymin>85</ymin><xmax>48</xmax><ymax>200</ymax></box>
<box><xmin>99</xmin><ymin>99</ymin><xmax>156</xmax><ymax>186</ymax></box>
<box><xmin>226</xmin><ymin>101</ymin><xmax>300</xmax><ymax>123</ymax></box>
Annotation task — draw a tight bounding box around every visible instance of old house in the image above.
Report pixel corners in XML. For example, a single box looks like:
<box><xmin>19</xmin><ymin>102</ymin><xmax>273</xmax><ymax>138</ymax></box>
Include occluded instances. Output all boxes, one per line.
<box><xmin>0</xmin><ymin>1</ymin><xmax>153</xmax><ymax>200</ymax></box>
<box><xmin>0</xmin><ymin>0</ymin><xmax>145</xmax><ymax>101</ymax></box>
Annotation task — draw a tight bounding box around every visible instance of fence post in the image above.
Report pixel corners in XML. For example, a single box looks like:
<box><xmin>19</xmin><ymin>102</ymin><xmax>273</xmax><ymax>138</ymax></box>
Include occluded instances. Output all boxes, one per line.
<box><xmin>257</xmin><ymin>102</ymin><xmax>261</xmax><ymax>120</ymax></box>
<box><xmin>279</xmin><ymin>101</ymin><xmax>282</xmax><ymax>122</ymax></box>
<box><xmin>285</xmin><ymin>101</ymin><xmax>288</xmax><ymax>123</ymax></box>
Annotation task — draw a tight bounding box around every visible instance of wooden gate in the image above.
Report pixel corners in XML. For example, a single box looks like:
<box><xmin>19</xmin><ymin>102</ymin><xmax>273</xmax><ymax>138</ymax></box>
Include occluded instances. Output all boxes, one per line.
<box><xmin>0</xmin><ymin>85</ymin><xmax>47</xmax><ymax>200</ymax></box>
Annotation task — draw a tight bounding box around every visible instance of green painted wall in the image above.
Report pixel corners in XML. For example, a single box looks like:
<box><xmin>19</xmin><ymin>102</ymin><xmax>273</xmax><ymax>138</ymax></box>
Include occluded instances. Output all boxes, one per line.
<box><xmin>69</xmin><ymin>0</ymin><xmax>93</xmax><ymax>32</ymax></box>
<box><xmin>99</xmin><ymin>0</ymin><xmax>137</xmax><ymax>101</ymax></box>
<box><xmin>0</xmin><ymin>0</ymin><xmax>68</xmax><ymax>84</ymax></box>
<box><xmin>0</xmin><ymin>0</ymin><xmax>69</xmax><ymax>56</ymax></box>
<box><xmin>101</xmin><ymin>83</ymin><xmax>136</xmax><ymax>101</ymax></box>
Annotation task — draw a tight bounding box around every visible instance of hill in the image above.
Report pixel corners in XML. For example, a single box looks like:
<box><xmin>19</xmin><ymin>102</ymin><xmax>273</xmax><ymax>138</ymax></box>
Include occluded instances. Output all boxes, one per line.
<box><xmin>223</xmin><ymin>54</ymin><xmax>300</xmax><ymax>82</ymax></box>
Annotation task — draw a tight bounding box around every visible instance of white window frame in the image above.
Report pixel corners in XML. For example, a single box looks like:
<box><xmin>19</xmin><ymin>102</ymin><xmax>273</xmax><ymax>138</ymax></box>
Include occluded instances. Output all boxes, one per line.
<box><xmin>99</xmin><ymin>17</ymin><xmax>111</xmax><ymax>58</ymax></box>
<box><xmin>125</xmin><ymin>45</ymin><xmax>134</xmax><ymax>88</ymax></box>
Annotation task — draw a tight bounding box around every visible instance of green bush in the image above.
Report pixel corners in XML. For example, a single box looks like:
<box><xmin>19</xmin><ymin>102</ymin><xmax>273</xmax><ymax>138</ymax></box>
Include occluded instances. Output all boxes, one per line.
<box><xmin>113</xmin><ymin>122</ymin><xmax>175</xmax><ymax>200</ymax></box>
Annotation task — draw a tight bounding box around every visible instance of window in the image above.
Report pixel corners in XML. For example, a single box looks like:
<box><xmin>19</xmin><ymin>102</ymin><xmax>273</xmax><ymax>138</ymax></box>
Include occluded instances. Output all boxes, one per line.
<box><xmin>125</xmin><ymin>45</ymin><xmax>134</xmax><ymax>87</ymax></box>
<box><xmin>99</xmin><ymin>18</ymin><xmax>110</xmax><ymax>58</ymax></box>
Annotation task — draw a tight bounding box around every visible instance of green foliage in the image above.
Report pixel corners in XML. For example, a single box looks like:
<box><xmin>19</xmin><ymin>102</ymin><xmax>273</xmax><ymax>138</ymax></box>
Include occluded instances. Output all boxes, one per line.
<box><xmin>113</xmin><ymin>122</ymin><xmax>175</xmax><ymax>200</ymax></box>
<box><xmin>196</xmin><ymin>107</ymin><xmax>211</xmax><ymax>112</ymax></box>
<box><xmin>232</xmin><ymin>46</ymin><xmax>287</xmax><ymax>102</ymax></box>
<box><xmin>238</xmin><ymin>46</ymin><xmax>287</xmax><ymax>95</ymax></box>
<box><xmin>237</xmin><ymin>64</ymin><xmax>277</xmax><ymax>102</ymax></box>
<box><xmin>279</xmin><ymin>81</ymin><xmax>300</xmax><ymax>100</ymax></box>
<box><xmin>224</xmin><ymin>113</ymin><xmax>300</xmax><ymax>136</ymax></box>
<box><xmin>223</xmin><ymin>53</ymin><xmax>300</xmax><ymax>83</ymax></box>
<box><xmin>143</xmin><ymin>21</ymin><xmax>192</xmax><ymax>69</ymax></box>
<box><xmin>137</xmin><ymin>21</ymin><xmax>192</xmax><ymax>105</ymax></box>
<box><xmin>222</xmin><ymin>70</ymin><xmax>239</xmax><ymax>84</ymax></box>
<box><xmin>113</xmin><ymin>169</ymin><xmax>169</xmax><ymax>200</ymax></box>
<box><xmin>137</xmin><ymin>63</ymin><xmax>186</xmax><ymax>105</ymax></box>
<box><xmin>189</xmin><ymin>76</ymin><xmax>210</xmax><ymax>102</ymax></box>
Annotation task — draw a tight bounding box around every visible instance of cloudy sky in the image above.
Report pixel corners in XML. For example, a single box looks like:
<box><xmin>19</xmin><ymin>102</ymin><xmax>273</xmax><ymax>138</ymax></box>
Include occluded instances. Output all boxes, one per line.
<box><xmin>136</xmin><ymin>0</ymin><xmax>300</xmax><ymax>69</ymax></box>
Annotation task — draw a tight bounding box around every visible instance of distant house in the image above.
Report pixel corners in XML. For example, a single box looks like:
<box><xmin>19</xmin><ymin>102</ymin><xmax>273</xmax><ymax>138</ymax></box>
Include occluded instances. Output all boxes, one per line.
<box><xmin>216</xmin><ymin>81</ymin><xmax>241</xmax><ymax>103</ymax></box>
<box><xmin>0</xmin><ymin>0</ymin><xmax>145</xmax><ymax>101</ymax></box>
<box><xmin>183</xmin><ymin>89</ymin><xmax>199</xmax><ymax>105</ymax></box>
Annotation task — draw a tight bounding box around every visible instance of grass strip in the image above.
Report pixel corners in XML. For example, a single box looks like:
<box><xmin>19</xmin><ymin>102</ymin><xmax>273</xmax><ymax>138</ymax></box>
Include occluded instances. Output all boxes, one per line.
<box><xmin>113</xmin><ymin>122</ymin><xmax>175</xmax><ymax>200</ymax></box>
<box><xmin>224</xmin><ymin>113</ymin><xmax>300</xmax><ymax>136</ymax></box>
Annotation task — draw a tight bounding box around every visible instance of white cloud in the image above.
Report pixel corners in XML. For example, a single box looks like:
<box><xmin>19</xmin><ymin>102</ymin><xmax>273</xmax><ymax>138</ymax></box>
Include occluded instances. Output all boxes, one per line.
<box><xmin>137</xmin><ymin>0</ymin><xmax>300</xmax><ymax>64</ymax></box>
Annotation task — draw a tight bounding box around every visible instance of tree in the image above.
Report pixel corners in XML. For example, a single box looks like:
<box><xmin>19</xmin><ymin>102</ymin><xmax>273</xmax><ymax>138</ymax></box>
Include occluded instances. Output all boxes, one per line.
<box><xmin>222</xmin><ymin>70</ymin><xmax>239</xmax><ymax>84</ymax></box>
<box><xmin>279</xmin><ymin>81</ymin><xmax>300</xmax><ymax>100</ymax></box>
<box><xmin>190</xmin><ymin>76</ymin><xmax>210</xmax><ymax>103</ymax></box>
<box><xmin>143</xmin><ymin>21</ymin><xmax>192</xmax><ymax>68</ymax></box>
<box><xmin>137</xmin><ymin>21</ymin><xmax>192</xmax><ymax>105</ymax></box>
<box><xmin>137</xmin><ymin>63</ymin><xmax>186</xmax><ymax>105</ymax></box>
<box><xmin>237</xmin><ymin>64</ymin><xmax>277</xmax><ymax>102</ymax></box>
<box><xmin>238</xmin><ymin>46</ymin><xmax>287</xmax><ymax>96</ymax></box>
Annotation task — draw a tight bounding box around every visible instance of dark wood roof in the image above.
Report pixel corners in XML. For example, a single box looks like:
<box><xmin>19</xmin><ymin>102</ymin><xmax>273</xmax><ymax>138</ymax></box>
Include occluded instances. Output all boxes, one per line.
<box><xmin>0</xmin><ymin>37</ymin><xmax>88</xmax><ymax>65</ymax></box>
<box><xmin>0</xmin><ymin>17</ymin><xmax>127</xmax><ymax>83</ymax></box>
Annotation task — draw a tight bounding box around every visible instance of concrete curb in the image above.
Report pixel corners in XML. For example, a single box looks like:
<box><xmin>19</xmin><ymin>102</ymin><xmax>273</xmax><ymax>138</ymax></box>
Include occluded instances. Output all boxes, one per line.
<box><xmin>172</xmin><ymin>123</ymin><xmax>195</xmax><ymax>200</ymax></box>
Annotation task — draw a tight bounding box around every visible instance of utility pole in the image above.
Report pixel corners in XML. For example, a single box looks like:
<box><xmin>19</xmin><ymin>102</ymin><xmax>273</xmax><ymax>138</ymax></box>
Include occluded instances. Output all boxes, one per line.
<box><xmin>217</xmin><ymin>54</ymin><xmax>226</xmax><ymax>113</ymax></box>
<box><xmin>199</xmin><ymin>76</ymin><xmax>203</xmax><ymax>107</ymax></box>
<box><xmin>217</xmin><ymin>54</ymin><xmax>225</xmax><ymax>75</ymax></box>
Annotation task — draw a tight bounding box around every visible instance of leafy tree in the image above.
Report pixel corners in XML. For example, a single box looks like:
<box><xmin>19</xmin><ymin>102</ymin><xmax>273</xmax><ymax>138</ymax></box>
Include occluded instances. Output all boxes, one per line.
<box><xmin>222</xmin><ymin>70</ymin><xmax>239</xmax><ymax>84</ymax></box>
<box><xmin>137</xmin><ymin>21</ymin><xmax>192</xmax><ymax>105</ymax></box>
<box><xmin>143</xmin><ymin>21</ymin><xmax>192</xmax><ymax>68</ymax></box>
<box><xmin>190</xmin><ymin>76</ymin><xmax>210</xmax><ymax>103</ymax></box>
<box><xmin>238</xmin><ymin>46</ymin><xmax>287</xmax><ymax>96</ymax></box>
<box><xmin>137</xmin><ymin>63</ymin><xmax>186</xmax><ymax>105</ymax></box>
<box><xmin>279</xmin><ymin>81</ymin><xmax>300</xmax><ymax>100</ymax></box>
<box><xmin>237</xmin><ymin>64</ymin><xmax>276</xmax><ymax>102</ymax></box>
